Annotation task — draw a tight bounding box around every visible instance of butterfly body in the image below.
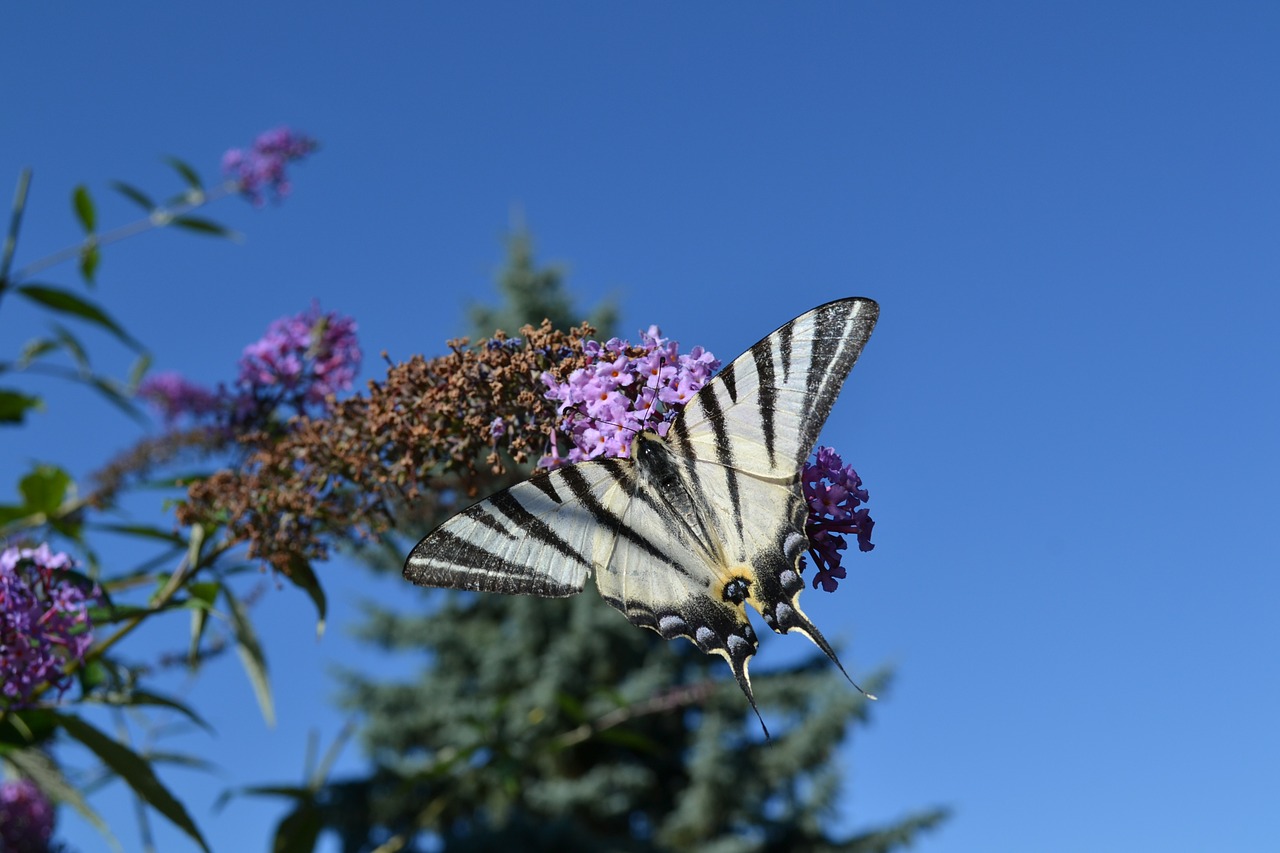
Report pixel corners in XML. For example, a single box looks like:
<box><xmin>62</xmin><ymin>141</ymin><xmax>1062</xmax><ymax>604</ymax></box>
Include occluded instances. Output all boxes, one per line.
<box><xmin>405</xmin><ymin>298</ymin><xmax>879</xmax><ymax>724</ymax></box>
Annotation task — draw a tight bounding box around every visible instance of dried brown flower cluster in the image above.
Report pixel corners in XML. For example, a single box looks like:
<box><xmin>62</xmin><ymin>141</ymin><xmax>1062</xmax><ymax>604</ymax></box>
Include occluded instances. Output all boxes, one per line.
<box><xmin>177</xmin><ymin>321</ymin><xmax>595</xmax><ymax>573</ymax></box>
<box><xmin>90</xmin><ymin>427</ymin><xmax>233</xmax><ymax>509</ymax></box>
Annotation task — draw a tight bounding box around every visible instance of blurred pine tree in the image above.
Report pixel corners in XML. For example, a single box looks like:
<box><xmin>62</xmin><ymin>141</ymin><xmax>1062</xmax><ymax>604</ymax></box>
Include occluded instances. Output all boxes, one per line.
<box><xmin>321</xmin><ymin>231</ymin><xmax>947</xmax><ymax>852</ymax></box>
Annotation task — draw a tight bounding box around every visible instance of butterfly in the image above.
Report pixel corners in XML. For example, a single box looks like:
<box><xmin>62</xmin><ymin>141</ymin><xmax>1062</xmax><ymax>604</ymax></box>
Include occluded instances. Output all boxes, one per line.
<box><xmin>404</xmin><ymin>298</ymin><xmax>879</xmax><ymax>732</ymax></box>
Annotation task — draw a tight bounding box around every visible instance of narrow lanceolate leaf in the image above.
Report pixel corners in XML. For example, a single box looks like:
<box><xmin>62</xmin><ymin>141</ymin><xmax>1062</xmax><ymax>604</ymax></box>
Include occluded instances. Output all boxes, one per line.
<box><xmin>284</xmin><ymin>555</ymin><xmax>327</xmax><ymax>638</ymax></box>
<box><xmin>88</xmin><ymin>376</ymin><xmax>147</xmax><ymax>425</ymax></box>
<box><xmin>164</xmin><ymin>157</ymin><xmax>204</xmax><ymax>191</ymax></box>
<box><xmin>170</xmin><ymin>216</ymin><xmax>236</xmax><ymax>239</ymax></box>
<box><xmin>54</xmin><ymin>713</ymin><xmax>211</xmax><ymax>852</ymax></box>
<box><xmin>224</xmin><ymin>583</ymin><xmax>276</xmax><ymax>726</ymax></box>
<box><xmin>73</xmin><ymin>185</ymin><xmax>96</xmax><ymax>232</ymax></box>
<box><xmin>89</xmin><ymin>521</ymin><xmax>185</xmax><ymax>546</ymax></box>
<box><xmin>0</xmin><ymin>388</ymin><xmax>42</xmax><ymax>424</ymax></box>
<box><xmin>128</xmin><ymin>352</ymin><xmax>152</xmax><ymax>392</ymax></box>
<box><xmin>79</xmin><ymin>241</ymin><xmax>101</xmax><ymax>285</ymax></box>
<box><xmin>16</xmin><ymin>284</ymin><xmax>143</xmax><ymax>351</ymax></box>
<box><xmin>4</xmin><ymin>746</ymin><xmax>122</xmax><ymax>852</ymax></box>
<box><xmin>109</xmin><ymin>181</ymin><xmax>156</xmax><ymax>212</ymax></box>
<box><xmin>51</xmin><ymin>324</ymin><xmax>91</xmax><ymax>373</ymax></box>
<box><xmin>91</xmin><ymin>689</ymin><xmax>214</xmax><ymax>734</ymax></box>
<box><xmin>17</xmin><ymin>337</ymin><xmax>60</xmax><ymax>366</ymax></box>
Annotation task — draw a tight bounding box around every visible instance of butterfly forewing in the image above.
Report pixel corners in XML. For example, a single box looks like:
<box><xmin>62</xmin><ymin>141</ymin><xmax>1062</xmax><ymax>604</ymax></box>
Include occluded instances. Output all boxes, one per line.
<box><xmin>674</xmin><ymin>298</ymin><xmax>879</xmax><ymax>478</ymax></box>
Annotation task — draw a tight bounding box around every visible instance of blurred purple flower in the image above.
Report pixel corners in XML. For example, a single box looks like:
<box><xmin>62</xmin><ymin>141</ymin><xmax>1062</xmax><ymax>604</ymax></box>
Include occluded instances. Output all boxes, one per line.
<box><xmin>801</xmin><ymin>446</ymin><xmax>875</xmax><ymax>592</ymax></box>
<box><xmin>538</xmin><ymin>326</ymin><xmax>721</xmax><ymax>467</ymax></box>
<box><xmin>0</xmin><ymin>778</ymin><xmax>56</xmax><ymax>853</ymax></box>
<box><xmin>1</xmin><ymin>544</ymin><xmax>97</xmax><ymax>708</ymax></box>
<box><xmin>222</xmin><ymin>126</ymin><xmax>318</xmax><ymax>206</ymax></box>
<box><xmin>137</xmin><ymin>371</ymin><xmax>221</xmax><ymax>424</ymax></box>
<box><xmin>235</xmin><ymin>303</ymin><xmax>361</xmax><ymax>416</ymax></box>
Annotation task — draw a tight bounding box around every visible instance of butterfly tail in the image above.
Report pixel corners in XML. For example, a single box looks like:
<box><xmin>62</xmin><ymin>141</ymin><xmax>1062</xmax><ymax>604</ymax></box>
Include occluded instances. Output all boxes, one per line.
<box><xmin>727</xmin><ymin>654</ymin><xmax>770</xmax><ymax>740</ymax></box>
<box><xmin>776</xmin><ymin>602</ymin><xmax>877</xmax><ymax>701</ymax></box>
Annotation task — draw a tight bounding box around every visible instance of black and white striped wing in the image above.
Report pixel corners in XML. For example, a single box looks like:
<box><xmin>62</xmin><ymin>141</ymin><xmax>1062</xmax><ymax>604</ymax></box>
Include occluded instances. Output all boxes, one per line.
<box><xmin>404</xmin><ymin>461</ymin><xmax>634</xmax><ymax>598</ymax></box>
<box><xmin>402</xmin><ymin>298</ymin><xmax>880</xmax><ymax>728</ymax></box>
<box><xmin>673</xmin><ymin>297</ymin><xmax>879</xmax><ymax>480</ymax></box>
<box><xmin>658</xmin><ymin>298</ymin><xmax>879</xmax><ymax>675</ymax></box>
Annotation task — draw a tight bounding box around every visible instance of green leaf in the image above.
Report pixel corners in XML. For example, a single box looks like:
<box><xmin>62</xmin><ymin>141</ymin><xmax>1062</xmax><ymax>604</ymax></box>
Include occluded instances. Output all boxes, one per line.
<box><xmin>0</xmin><ymin>708</ymin><xmax>57</xmax><ymax>746</ymax></box>
<box><xmin>19</xmin><ymin>464</ymin><xmax>71</xmax><ymax>515</ymax></box>
<box><xmin>189</xmin><ymin>606</ymin><xmax>208</xmax><ymax>668</ymax></box>
<box><xmin>93</xmin><ymin>689</ymin><xmax>213</xmax><ymax>734</ymax></box>
<box><xmin>79</xmin><ymin>240</ymin><xmax>101</xmax><ymax>285</ymax></box>
<box><xmin>224</xmin><ymin>583</ymin><xmax>275</xmax><ymax>726</ymax></box>
<box><xmin>55</xmin><ymin>713</ymin><xmax>211</xmax><ymax>852</ymax></box>
<box><xmin>90</xmin><ymin>521</ymin><xmax>185</xmax><ymax>545</ymax></box>
<box><xmin>145</xmin><ymin>750</ymin><xmax>218</xmax><ymax>773</ymax></box>
<box><xmin>0</xmin><ymin>502</ymin><xmax>28</xmax><ymax>527</ymax></box>
<box><xmin>284</xmin><ymin>556</ymin><xmax>327</xmax><ymax>638</ymax></box>
<box><xmin>73</xmin><ymin>185</ymin><xmax>96</xmax><ymax>232</ymax></box>
<box><xmin>88</xmin><ymin>375</ymin><xmax>147</xmax><ymax>424</ymax></box>
<box><xmin>110</xmin><ymin>181</ymin><xmax>156</xmax><ymax>212</ymax></box>
<box><xmin>17</xmin><ymin>337</ymin><xmax>60</xmax><ymax>366</ymax></box>
<box><xmin>51</xmin><ymin>323</ymin><xmax>91</xmax><ymax>373</ymax></box>
<box><xmin>272</xmin><ymin>801</ymin><xmax>322</xmax><ymax>853</ymax></box>
<box><xmin>128</xmin><ymin>352</ymin><xmax>152</xmax><ymax>392</ymax></box>
<box><xmin>16</xmin><ymin>284</ymin><xmax>143</xmax><ymax>351</ymax></box>
<box><xmin>0</xmin><ymin>388</ymin><xmax>42</xmax><ymax>424</ymax></box>
<box><xmin>3</xmin><ymin>746</ymin><xmax>122</xmax><ymax>852</ymax></box>
<box><xmin>214</xmin><ymin>784</ymin><xmax>309</xmax><ymax>812</ymax></box>
<box><xmin>165</xmin><ymin>157</ymin><xmax>204</xmax><ymax>191</ymax></box>
<box><xmin>185</xmin><ymin>580</ymin><xmax>220</xmax><ymax>610</ymax></box>
<box><xmin>78</xmin><ymin>659</ymin><xmax>110</xmax><ymax>693</ymax></box>
<box><xmin>170</xmin><ymin>215</ymin><xmax>237</xmax><ymax>239</ymax></box>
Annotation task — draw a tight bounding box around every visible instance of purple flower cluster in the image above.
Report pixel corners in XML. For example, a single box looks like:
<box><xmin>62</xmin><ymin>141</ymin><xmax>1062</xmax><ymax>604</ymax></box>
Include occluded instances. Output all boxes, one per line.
<box><xmin>802</xmin><ymin>446</ymin><xmax>875</xmax><ymax>592</ymax></box>
<box><xmin>236</xmin><ymin>302</ymin><xmax>361</xmax><ymax>411</ymax></box>
<box><xmin>0</xmin><ymin>779</ymin><xmax>56</xmax><ymax>853</ymax></box>
<box><xmin>222</xmin><ymin>126</ymin><xmax>317</xmax><ymax>206</ymax></box>
<box><xmin>137</xmin><ymin>304</ymin><xmax>360</xmax><ymax>426</ymax></box>
<box><xmin>1</xmin><ymin>544</ymin><xmax>97</xmax><ymax>708</ymax></box>
<box><xmin>137</xmin><ymin>372</ymin><xmax>222</xmax><ymax>425</ymax></box>
<box><xmin>539</xmin><ymin>325</ymin><xmax>720</xmax><ymax>467</ymax></box>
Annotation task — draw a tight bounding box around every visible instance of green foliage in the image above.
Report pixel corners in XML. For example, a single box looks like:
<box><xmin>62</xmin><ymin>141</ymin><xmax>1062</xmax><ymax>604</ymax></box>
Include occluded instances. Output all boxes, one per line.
<box><xmin>324</xmin><ymin>591</ymin><xmax>944</xmax><ymax>853</ymax></box>
<box><xmin>0</xmin><ymin>149</ymin><xmax>278</xmax><ymax>851</ymax></box>
<box><xmin>469</xmin><ymin>223</ymin><xmax>619</xmax><ymax>341</ymax></box>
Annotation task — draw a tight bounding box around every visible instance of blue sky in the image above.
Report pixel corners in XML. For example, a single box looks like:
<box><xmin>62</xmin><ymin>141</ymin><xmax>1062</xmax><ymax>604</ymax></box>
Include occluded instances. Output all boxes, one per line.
<box><xmin>3</xmin><ymin>2</ymin><xmax>1279</xmax><ymax>851</ymax></box>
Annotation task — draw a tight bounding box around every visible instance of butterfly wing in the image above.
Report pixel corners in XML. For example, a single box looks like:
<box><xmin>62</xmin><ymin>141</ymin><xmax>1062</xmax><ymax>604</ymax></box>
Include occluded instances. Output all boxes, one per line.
<box><xmin>590</xmin><ymin>298</ymin><xmax>878</xmax><ymax>721</ymax></box>
<box><xmin>404</xmin><ymin>460</ymin><xmax>636</xmax><ymax>598</ymax></box>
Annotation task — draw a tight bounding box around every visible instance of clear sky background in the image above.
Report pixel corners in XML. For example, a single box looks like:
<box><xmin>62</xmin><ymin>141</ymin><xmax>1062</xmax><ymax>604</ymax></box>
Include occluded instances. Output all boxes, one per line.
<box><xmin>3</xmin><ymin>3</ymin><xmax>1278</xmax><ymax>851</ymax></box>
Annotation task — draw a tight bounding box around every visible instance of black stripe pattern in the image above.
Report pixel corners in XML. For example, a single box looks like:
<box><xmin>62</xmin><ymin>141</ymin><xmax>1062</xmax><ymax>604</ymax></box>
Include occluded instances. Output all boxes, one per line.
<box><xmin>403</xmin><ymin>298</ymin><xmax>879</xmax><ymax>729</ymax></box>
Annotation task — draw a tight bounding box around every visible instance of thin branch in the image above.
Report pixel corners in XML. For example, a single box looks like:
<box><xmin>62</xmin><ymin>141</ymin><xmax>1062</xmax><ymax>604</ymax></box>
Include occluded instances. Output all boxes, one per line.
<box><xmin>8</xmin><ymin>181</ymin><xmax>237</xmax><ymax>284</ymax></box>
<box><xmin>553</xmin><ymin>680</ymin><xmax>719</xmax><ymax>749</ymax></box>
